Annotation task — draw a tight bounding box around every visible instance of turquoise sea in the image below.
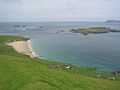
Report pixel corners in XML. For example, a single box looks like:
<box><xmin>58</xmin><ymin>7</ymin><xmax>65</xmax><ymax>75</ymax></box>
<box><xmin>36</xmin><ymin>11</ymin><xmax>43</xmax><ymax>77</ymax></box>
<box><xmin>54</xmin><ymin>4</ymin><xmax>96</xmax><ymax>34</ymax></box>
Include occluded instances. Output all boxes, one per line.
<box><xmin>0</xmin><ymin>22</ymin><xmax>120</xmax><ymax>72</ymax></box>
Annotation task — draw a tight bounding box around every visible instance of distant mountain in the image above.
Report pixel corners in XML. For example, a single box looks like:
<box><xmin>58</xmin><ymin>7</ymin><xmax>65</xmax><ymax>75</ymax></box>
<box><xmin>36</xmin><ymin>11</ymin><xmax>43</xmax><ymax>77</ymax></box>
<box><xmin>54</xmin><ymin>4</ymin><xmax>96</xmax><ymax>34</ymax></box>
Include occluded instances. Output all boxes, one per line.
<box><xmin>106</xmin><ymin>20</ymin><xmax>120</xmax><ymax>23</ymax></box>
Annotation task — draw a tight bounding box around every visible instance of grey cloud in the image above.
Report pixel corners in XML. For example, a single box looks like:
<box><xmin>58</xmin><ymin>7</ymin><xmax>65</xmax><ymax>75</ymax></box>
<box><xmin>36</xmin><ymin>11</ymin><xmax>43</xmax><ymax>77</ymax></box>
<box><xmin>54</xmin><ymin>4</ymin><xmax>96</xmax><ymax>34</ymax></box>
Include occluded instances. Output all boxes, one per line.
<box><xmin>0</xmin><ymin>0</ymin><xmax>120</xmax><ymax>22</ymax></box>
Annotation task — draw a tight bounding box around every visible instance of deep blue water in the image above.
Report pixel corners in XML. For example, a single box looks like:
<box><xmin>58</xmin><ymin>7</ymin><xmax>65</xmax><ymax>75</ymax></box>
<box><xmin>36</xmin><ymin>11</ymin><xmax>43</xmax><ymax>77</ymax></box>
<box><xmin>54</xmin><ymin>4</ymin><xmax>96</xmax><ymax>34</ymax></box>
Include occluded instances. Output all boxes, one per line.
<box><xmin>0</xmin><ymin>22</ymin><xmax>120</xmax><ymax>72</ymax></box>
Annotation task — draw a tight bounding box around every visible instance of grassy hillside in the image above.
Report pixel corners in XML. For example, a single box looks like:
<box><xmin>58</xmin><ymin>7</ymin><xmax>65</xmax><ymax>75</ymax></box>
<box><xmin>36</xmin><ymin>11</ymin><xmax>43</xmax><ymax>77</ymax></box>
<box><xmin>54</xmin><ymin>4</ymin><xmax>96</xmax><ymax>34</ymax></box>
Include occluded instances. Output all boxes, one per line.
<box><xmin>0</xmin><ymin>35</ymin><xmax>120</xmax><ymax>90</ymax></box>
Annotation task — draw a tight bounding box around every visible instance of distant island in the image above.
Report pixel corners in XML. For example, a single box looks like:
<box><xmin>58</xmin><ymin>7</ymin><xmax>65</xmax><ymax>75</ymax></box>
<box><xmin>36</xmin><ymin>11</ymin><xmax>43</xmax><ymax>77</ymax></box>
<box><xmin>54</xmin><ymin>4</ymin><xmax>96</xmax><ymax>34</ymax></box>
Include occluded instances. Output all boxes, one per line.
<box><xmin>71</xmin><ymin>27</ymin><xmax>120</xmax><ymax>35</ymax></box>
<box><xmin>106</xmin><ymin>20</ymin><xmax>120</xmax><ymax>23</ymax></box>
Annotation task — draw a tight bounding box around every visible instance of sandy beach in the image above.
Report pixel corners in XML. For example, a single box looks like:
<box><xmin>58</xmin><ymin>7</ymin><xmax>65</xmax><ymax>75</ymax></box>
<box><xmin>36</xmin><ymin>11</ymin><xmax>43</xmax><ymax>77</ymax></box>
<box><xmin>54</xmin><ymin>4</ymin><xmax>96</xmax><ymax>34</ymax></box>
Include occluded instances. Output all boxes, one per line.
<box><xmin>7</xmin><ymin>40</ymin><xmax>35</xmax><ymax>58</ymax></box>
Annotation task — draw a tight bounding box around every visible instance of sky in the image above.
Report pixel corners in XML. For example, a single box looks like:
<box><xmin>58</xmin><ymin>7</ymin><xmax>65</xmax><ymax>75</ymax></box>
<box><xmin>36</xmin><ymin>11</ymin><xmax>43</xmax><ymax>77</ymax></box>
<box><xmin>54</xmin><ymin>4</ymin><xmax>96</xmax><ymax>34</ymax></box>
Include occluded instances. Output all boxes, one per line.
<box><xmin>0</xmin><ymin>0</ymin><xmax>120</xmax><ymax>22</ymax></box>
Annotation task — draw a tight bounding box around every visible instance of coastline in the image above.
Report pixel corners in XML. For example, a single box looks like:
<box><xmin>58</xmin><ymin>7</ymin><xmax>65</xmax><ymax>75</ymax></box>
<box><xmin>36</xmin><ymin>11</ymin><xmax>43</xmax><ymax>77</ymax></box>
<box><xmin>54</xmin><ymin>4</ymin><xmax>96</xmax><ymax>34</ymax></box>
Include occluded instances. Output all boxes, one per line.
<box><xmin>27</xmin><ymin>40</ymin><xmax>37</xmax><ymax>57</ymax></box>
<box><xmin>1</xmin><ymin>35</ymin><xmax>120</xmax><ymax>90</ymax></box>
<box><xmin>7</xmin><ymin>40</ymin><xmax>36</xmax><ymax>58</ymax></box>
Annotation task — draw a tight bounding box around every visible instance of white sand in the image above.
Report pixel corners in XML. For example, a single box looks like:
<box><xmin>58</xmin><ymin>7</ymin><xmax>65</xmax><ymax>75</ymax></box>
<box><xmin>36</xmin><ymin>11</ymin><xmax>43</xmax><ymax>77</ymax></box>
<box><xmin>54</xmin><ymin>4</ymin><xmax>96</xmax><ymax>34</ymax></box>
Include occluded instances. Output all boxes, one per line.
<box><xmin>7</xmin><ymin>40</ymin><xmax>35</xmax><ymax>58</ymax></box>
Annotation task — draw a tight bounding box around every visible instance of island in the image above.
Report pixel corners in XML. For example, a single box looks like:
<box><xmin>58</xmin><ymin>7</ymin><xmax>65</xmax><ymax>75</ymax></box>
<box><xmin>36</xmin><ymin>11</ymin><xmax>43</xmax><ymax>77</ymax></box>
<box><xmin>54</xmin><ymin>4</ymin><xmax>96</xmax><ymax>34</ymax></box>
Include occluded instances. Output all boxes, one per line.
<box><xmin>71</xmin><ymin>27</ymin><xmax>120</xmax><ymax>35</ymax></box>
<box><xmin>106</xmin><ymin>20</ymin><xmax>120</xmax><ymax>23</ymax></box>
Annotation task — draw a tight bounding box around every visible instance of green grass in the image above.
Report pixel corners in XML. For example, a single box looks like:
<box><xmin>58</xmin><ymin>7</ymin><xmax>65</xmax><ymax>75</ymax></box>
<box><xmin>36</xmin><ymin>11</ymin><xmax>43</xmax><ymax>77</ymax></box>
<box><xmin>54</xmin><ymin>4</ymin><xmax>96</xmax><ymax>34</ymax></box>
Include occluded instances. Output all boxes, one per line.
<box><xmin>0</xmin><ymin>35</ymin><xmax>120</xmax><ymax>90</ymax></box>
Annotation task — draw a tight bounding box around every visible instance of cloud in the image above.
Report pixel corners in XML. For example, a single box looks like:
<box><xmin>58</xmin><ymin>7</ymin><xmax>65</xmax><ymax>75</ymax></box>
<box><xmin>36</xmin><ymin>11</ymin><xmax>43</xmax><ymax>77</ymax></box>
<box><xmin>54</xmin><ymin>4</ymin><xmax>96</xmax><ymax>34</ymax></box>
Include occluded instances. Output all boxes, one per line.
<box><xmin>0</xmin><ymin>0</ymin><xmax>120</xmax><ymax>21</ymax></box>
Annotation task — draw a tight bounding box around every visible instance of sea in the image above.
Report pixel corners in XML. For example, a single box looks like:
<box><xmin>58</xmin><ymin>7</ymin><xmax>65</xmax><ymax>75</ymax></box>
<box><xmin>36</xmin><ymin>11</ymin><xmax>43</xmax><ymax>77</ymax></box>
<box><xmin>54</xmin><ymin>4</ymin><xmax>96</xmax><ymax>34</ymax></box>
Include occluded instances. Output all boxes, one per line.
<box><xmin>0</xmin><ymin>22</ymin><xmax>120</xmax><ymax>72</ymax></box>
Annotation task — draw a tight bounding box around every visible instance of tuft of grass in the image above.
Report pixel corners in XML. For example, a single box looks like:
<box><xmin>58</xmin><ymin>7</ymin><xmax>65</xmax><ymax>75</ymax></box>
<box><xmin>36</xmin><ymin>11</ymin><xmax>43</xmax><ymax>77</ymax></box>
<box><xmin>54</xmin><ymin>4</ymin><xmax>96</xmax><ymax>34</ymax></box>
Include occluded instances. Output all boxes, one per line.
<box><xmin>0</xmin><ymin>35</ymin><xmax>120</xmax><ymax>90</ymax></box>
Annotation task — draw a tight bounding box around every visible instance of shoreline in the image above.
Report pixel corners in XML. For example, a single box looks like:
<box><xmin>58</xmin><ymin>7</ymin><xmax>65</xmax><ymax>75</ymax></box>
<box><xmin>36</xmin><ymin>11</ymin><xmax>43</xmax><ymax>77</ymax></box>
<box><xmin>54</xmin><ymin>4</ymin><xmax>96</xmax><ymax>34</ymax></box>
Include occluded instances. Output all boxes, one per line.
<box><xmin>7</xmin><ymin>40</ymin><xmax>37</xmax><ymax>58</ymax></box>
<box><xmin>27</xmin><ymin>40</ymin><xmax>37</xmax><ymax>57</ymax></box>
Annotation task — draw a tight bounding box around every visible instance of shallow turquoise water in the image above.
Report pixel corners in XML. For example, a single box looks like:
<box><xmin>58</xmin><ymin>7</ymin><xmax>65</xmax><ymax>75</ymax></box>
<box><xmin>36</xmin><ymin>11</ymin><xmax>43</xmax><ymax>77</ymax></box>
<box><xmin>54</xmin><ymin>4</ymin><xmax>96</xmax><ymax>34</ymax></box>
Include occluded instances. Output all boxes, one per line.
<box><xmin>0</xmin><ymin>22</ymin><xmax>120</xmax><ymax>72</ymax></box>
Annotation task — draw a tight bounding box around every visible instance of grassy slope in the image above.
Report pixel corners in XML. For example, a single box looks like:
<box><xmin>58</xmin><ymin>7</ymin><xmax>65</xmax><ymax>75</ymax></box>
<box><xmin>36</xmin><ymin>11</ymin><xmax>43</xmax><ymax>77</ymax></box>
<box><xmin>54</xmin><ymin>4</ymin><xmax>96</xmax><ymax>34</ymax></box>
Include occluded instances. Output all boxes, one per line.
<box><xmin>0</xmin><ymin>35</ymin><xmax>120</xmax><ymax>90</ymax></box>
